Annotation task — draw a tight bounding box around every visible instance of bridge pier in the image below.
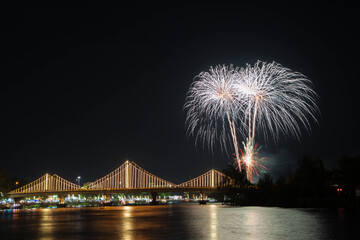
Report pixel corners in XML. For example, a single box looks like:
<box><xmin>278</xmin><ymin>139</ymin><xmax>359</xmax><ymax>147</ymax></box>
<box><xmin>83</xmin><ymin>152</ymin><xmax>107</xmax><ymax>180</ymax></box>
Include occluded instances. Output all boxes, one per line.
<box><xmin>13</xmin><ymin>197</ymin><xmax>22</xmax><ymax>205</ymax></box>
<box><xmin>104</xmin><ymin>194</ymin><xmax>112</xmax><ymax>203</ymax></box>
<box><xmin>150</xmin><ymin>192</ymin><xmax>158</xmax><ymax>205</ymax></box>
<box><xmin>59</xmin><ymin>195</ymin><xmax>66</xmax><ymax>204</ymax></box>
<box><xmin>198</xmin><ymin>191</ymin><xmax>207</xmax><ymax>205</ymax></box>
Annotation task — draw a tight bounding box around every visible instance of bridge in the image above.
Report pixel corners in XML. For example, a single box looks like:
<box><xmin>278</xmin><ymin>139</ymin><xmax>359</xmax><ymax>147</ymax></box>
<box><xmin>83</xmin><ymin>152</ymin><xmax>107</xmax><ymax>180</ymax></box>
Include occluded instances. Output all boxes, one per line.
<box><xmin>9</xmin><ymin>160</ymin><xmax>230</xmax><ymax>204</ymax></box>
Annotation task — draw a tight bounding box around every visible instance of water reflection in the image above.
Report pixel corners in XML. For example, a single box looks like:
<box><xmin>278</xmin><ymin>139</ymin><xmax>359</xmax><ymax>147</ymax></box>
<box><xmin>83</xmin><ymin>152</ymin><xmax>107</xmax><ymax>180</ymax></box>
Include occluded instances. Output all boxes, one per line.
<box><xmin>121</xmin><ymin>206</ymin><xmax>133</xmax><ymax>240</ymax></box>
<box><xmin>209</xmin><ymin>204</ymin><xmax>217</xmax><ymax>240</ymax></box>
<box><xmin>39</xmin><ymin>209</ymin><xmax>54</xmax><ymax>240</ymax></box>
<box><xmin>243</xmin><ymin>207</ymin><xmax>261</xmax><ymax>234</ymax></box>
<box><xmin>1</xmin><ymin>205</ymin><xmax>359</xmax><ymax>239</ymax></box>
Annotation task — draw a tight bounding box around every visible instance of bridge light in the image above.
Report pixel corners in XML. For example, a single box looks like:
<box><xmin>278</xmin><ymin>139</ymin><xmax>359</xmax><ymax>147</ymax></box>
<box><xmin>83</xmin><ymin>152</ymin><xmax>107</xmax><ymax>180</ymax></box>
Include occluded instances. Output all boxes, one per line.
<box><xmin>77</xmin><ymin>176</ymin><xmax>81</xmax><ymax>186</ymax></box>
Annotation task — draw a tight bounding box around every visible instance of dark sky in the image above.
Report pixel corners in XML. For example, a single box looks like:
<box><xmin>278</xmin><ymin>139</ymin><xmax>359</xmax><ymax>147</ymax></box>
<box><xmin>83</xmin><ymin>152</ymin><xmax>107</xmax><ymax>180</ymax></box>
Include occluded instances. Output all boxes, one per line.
<box><xmin>1</xmin><ymin>2</ymin><xmax>359</xmax><ymax>184</ymax></box>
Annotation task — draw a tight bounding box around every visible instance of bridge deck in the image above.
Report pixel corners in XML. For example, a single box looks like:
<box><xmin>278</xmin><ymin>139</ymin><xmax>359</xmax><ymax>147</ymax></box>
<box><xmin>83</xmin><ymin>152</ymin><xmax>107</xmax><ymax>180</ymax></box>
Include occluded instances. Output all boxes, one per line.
<box><xmin>9</xmin><ymin>187</ymin><xmax>220</xmax><ymax>198</ymax></box>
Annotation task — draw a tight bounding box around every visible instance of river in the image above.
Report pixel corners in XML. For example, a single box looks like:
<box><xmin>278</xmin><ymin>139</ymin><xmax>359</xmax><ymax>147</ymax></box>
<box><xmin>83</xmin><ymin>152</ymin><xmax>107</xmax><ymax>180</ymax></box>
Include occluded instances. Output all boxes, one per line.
<box><xmin>1</xmin><ymin>204</ymin><xmax>359</xmax><ymax>239</ymax></box>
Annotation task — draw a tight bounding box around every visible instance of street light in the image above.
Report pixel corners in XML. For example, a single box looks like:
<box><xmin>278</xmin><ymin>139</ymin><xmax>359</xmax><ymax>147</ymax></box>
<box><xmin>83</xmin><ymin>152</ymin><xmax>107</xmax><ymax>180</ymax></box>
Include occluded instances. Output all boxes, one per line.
<box><xmin>77</xmin><ymin>176</ymin><xmax>81</xmax><ymax>186</ymax></box>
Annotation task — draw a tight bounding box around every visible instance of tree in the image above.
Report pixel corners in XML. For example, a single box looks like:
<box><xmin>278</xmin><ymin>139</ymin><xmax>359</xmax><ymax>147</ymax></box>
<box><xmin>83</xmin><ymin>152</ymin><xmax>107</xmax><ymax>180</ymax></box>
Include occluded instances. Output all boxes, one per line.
<box><xmin>0</xmin><ymin>169</ymin><xmax>11</xmax><ymax>199</ymax></box>
<box><xmin>219</xmin><ymin>163</ymin><xmax>251</xmax><ymax>205</ymax></box>
<box><xmin>273</xmin><ymin>175</ymin><xmax>296</xmax><ymax>207</ymax></box>
<box><xmin>257</xmin><ymin>173</ymin><xmax>274</xmax><ymax>205</ymax></box>
<box><xmin>294</xmin><ymin>155</ymin><xmax>326</xmax><ymax>198</ymax></box>
<box><xmin>337</xmin><ymin>155</ymin><xmax>360</xmax><ymax>198</ymax></box>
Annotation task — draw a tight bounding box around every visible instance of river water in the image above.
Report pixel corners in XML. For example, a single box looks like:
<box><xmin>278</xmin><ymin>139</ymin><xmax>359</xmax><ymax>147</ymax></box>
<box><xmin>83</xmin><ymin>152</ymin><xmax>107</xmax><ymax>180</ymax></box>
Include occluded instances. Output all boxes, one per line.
<box><xmin>1</xmin><ymin>204</ymin><xmax>359</xmax><ymax>239</ymax></box>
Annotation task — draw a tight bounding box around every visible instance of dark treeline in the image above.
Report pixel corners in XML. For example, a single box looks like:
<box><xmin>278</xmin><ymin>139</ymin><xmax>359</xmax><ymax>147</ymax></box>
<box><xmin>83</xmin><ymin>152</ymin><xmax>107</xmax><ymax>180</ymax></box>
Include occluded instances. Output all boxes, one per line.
<box><xmin>219</xmin><ymin>155</ymin><xmax>360</xmax><ymax>208</ymax></box>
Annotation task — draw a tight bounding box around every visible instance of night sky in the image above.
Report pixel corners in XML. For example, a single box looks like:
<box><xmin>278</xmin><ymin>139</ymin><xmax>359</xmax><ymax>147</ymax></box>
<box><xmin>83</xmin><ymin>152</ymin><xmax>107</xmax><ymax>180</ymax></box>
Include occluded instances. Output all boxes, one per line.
<box><xmin>1</xmin><ymin>2</ymin><xmax>358</xmax><ymax>185</ymax></box>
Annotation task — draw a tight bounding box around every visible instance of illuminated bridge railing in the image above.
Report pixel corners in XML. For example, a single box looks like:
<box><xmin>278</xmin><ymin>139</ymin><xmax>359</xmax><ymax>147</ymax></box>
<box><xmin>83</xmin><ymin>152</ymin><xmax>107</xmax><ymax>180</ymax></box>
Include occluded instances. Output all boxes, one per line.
<box><xmin>9</xmin><ymin>173</ymin><xmax>80</xmax><ymax>194</ymax></box>
<box><xmin>177</xmin><ymin>169</ymin><xmax>226</xmax><ymax>188</ymax></box>
<box><xmin>87</xmin><ymin>161</ymin><xmax>175</xmax><ymax>189</ymax></box>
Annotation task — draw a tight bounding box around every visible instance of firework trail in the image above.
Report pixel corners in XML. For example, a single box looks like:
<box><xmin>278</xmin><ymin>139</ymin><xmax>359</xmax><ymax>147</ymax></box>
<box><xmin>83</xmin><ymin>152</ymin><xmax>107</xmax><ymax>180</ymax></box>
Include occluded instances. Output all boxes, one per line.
<box><xmin>185</xmin><ymin>61</ymin><xmax>319</xmax><ymax>181</ymax></box>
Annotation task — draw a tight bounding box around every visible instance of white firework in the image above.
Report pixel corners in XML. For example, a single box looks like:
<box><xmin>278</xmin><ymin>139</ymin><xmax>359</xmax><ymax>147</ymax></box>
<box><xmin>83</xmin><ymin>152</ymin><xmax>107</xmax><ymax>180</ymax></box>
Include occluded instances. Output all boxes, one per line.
<box><xmin>236</xmin><ymin>61</ymin><xmax>319</xmax><ymax>144</ymax></box>
<box><xmin>184</xmin><ymin>61</ymin><xmax>319</xmax><ymax>180</ymax></box>
<box><xmin>184</xmin><ymin>64</ymin><xmax>246</xmax><ymax>165</ymax></box>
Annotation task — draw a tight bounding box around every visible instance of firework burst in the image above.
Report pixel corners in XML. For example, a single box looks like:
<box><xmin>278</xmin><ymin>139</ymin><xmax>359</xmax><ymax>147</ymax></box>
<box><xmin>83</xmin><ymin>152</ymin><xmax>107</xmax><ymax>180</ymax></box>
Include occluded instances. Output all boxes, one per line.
<box><xmin>235</xmin><ymin>61</ymin><xmax>319</xmax><ymax>181</ymax></box>
<box><xmin>238</xmin><ymin>138</ymin><xmax>267</xmax><ymax>183</ymax></box>
<box><xmin>236</xmin><ymin>61</ymin><xmax>319</xmax><ymax>144</ymax></box>
<box><xmin>184</xmin><ymin>64</ymin><xmax>246</xmax><ymax>165</ymax></box>
<box><xmin>184</xmin><ymin>61</ymin><xmax>319</xmax><ymax>181</ymax></box>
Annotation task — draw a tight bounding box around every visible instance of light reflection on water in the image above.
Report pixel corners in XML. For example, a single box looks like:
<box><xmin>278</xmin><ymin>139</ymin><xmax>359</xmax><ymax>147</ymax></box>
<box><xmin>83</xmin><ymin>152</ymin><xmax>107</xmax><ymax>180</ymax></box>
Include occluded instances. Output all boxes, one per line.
<box><xmin>122</xmin><ymin>206</ymin><xmax>132</xmax><ymax>240</ymax></box>
<box><xmin>209</xmin><ymin>204</ymin><xmax>218</xmax><ymax>240</ymax></box>
<box><xmin>39</xmin><ymin>209</ymin><xmax>54</xmax><ymax>240</ymax></box>
<box><xmin>1</xmin><ymin>204</ymin><xmax>359</xmax><ymax>239</ymax></box>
